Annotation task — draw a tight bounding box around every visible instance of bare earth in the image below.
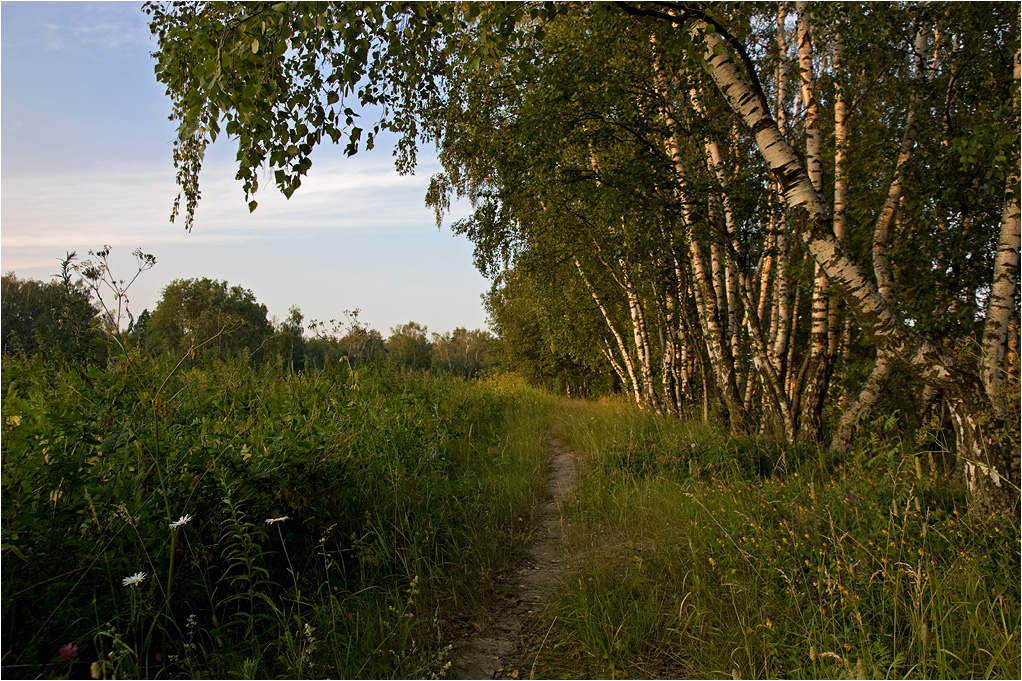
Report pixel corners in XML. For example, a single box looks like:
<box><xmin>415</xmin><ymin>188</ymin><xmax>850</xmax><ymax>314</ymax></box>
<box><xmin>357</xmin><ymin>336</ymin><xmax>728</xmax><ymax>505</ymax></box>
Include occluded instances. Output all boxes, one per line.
<box><xmin>446</xmin><ymin>437</ymin><xmax>578</xmax><ymax>680</ymax></box>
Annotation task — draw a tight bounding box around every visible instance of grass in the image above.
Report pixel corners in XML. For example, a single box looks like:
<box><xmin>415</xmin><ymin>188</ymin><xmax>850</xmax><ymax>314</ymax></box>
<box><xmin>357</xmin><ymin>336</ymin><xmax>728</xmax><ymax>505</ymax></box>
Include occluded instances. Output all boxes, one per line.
<box><xmin>527</xmin><ymin>397</ymin><xmax>1020</xmax><ymax>679</ymax></box>
<box><xmin>1</xmin><ymin>353</ymin><xmax>553</xmax><ymax>679</ymax></box>
<box><xmin>5</xmin><ymin>354</ymin><xmax>1017</xmax><ymax>679</ymax></box>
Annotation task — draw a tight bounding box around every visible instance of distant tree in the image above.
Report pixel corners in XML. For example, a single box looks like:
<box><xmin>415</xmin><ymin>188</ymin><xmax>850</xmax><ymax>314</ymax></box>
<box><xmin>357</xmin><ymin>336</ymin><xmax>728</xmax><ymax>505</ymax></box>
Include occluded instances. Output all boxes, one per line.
<box><xmin>386</xmin><ymin>322</ymin><xmax>432</xmax><ymax>371</ymax></box>
<box><xmin>339</xmin><ymin>325</ymin><xmax>386</xmax><ymax>366</ymax></box>
<box><xmin>485</xmin><ymin>266</ymin><xmax>614</xmax><ymax>398</ymax></box>
<box><xmin>129</xmin><ymin>308</ymin><xmax>153</xmax><ymax>352</ymax></box>
<box><xmin>272</xmin><ymin>305</ymin><xmax>307</xmax><ymax>371</ymax></box>
<box><xmin>430</xmin><ymin>327</ymin><xmax>492</xmax><ymax>378</ymax></box>
<box><xmin>1</xmin><ymin>262</ymin><xmax>102</xmax><ymax>362</ymax></box>
<box><xmin>147</xmin><ymin>278</ymin><xmax>273</xmax><ymax>358</ymax></box>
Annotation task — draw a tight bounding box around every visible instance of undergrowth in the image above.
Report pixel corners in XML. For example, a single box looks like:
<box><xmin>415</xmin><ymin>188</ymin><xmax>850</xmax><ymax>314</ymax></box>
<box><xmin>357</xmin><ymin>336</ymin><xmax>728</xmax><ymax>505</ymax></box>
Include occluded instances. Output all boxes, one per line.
<box><xmin>534</xmin><ymin>397</ymin><xmax>1020</xmax><ymax>679</ymax></box>
<box><xmin>1</xmin><ymin>353</ymin><xmax>552</xmax><ymax>679</ymax></box>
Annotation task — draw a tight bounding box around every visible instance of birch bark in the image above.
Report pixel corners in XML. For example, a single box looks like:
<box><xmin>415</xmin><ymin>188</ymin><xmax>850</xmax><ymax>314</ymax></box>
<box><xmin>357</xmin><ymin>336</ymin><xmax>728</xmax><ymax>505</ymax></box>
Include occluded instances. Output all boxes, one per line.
<box><xmin>833</xmin><ymin>27</ymin><xmax>928</xmax><ymax>452</ymax></box>
<box><xmin>575</xmin><ymin>257</ymin><xmax>643</xmax><ymax>408</ymax></box>
<box><xmin>796</xmin><ymin>2</ymin><xmax>831</xmax><ymax>443</ymax></box>
<box><xmin>691</xmin><ymin>16</ymin><xmax>1017</xmax><ymax>513</ymax></box>
<box><xmin>981</xmin><ymin>31</ymin><xmax>1021</xmax><ymax>401</ymax></box>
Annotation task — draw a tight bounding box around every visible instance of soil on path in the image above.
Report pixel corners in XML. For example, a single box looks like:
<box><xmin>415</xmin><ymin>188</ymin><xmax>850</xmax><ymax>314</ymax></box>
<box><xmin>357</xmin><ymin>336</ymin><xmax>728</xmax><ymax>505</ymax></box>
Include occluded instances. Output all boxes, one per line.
<box><xmin>446</xmin><ymin>436</ymin><xmax>577</xmax><ymax>680</ymax></box>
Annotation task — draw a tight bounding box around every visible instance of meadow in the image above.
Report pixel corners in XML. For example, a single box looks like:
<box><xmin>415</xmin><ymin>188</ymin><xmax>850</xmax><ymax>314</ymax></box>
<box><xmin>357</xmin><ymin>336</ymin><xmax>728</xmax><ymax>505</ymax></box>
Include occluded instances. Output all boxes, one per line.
<box><xmin>1</xmin><ymin>353</ymin><xmax>553</xmax><ymax>679</ymax></box>
<box><xmin>2</xmin><ymin>353</ymin><xmax>1018</xmax><ymax>679</ymax></box>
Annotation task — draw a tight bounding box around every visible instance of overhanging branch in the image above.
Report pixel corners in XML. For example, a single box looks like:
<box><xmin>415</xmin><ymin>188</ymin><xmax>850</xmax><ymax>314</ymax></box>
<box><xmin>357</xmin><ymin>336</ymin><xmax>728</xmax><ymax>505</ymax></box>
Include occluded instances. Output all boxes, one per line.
<box><xmin>613</xmin><ymin>1</ymin><xmax>771</xmax><ymax>116</ymax></box>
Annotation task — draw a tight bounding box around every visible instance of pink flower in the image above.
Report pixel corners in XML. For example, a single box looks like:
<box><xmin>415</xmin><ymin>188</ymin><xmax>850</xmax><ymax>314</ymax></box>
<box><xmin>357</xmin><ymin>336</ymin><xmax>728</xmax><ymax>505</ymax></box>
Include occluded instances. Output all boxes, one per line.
<box><xmin>59</xmin><ymin>642</ymin><xmax>78</xmax><ymax>661</ymax></box>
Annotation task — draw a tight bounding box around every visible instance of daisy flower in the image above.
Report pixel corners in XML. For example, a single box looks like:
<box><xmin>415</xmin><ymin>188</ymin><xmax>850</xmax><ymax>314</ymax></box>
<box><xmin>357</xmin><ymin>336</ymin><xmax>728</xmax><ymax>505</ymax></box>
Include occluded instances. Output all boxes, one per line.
<box><xmin>265</xmin><ymin>516</ymin><xmax>290</xmax><ymax>525</ymax></box>
<box><xmin>169</xmin><ymin>514</ymin><xmax>192</xmax><ymax>529</ymax></box>
<box><xmin>122</xmin><ymin>571</ymin><xmax>146</xmax><ymax>587</ymax></box>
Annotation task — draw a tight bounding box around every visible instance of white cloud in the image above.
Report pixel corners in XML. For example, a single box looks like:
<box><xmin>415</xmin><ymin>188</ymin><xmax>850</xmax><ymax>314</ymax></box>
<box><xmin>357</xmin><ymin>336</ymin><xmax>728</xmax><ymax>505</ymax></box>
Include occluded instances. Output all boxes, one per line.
<box><xmin>33</xmin><ymin>6</ymin><xmax>151</xmax><ymax>53</ymax></box>
<box><xmin>1</xmin><ymin>153</ymin><xmax>466</xmax><ymax>274</ymax></box>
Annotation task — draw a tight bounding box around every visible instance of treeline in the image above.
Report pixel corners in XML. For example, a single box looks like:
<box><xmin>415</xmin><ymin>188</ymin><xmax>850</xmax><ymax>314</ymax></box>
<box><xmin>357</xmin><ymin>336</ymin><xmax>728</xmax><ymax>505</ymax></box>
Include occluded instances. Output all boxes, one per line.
<box><xmin>2</xmin><ymin>258</ymin><xmax>493</xmax><ymax>378</ymax></box>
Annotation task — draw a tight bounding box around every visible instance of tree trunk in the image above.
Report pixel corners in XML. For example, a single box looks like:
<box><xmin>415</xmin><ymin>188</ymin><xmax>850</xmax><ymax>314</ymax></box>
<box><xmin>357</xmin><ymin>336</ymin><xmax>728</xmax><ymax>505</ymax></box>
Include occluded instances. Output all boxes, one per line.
<box><xmin>830</xmin><ymin>354</ymin><xmax>894</xmax><ymax>453</ymax></box>
<box><xmin>770</xmin><ymin>6</ymin><xmax>793</xmax><ymax>381</ymax></box>
<box><xmin>834</xmin><ymin>26</ymin><xmax>927</xmax><ymax>450</ymax></box>
<box><xmin>796</xmin><ymin>2</ymin><xmax>831</xmax><ymax>444</ymax></box>
<box><xmin>621</xmin><ymin>259</ymin><xmax>663</xmax><ymax>413</ymax></box>
<box><xmin>693</xmin><ymin>18</ymin><xmax>1018</xmax><ymax>514</ymax></box>
<box><xmin>576</xmin><ymin>257</ymin><xmax>643</xmax><ymax>409</ymax></box>
<box><xmin>981</xmin><ymin>33</ymin><xmax>1021</xmax><ymax>402</ymax></box>
<box><xmin>829</xmin><ymin>28</ymin><xmax>849</xmax><ymax>359</ymax></box>
<box><xmin>653</xmin><ymin>42</ymin><xmax>748</xmax><ymax>432</ymax></box>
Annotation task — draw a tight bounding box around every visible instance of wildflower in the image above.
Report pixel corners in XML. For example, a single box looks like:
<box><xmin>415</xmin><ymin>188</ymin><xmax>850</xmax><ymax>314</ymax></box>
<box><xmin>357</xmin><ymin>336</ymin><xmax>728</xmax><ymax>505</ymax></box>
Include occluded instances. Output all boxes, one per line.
<box><xmin>765</xmin><ymin>612</ymin><xmax>775</xmax><ymax>629</ymax></box>
<box><xmin>265</xmin><ymin>516</ymin><xmax>290</xmax><ymax>524</ymax></box>
<box><xmin>122</xmin><ymin>571</ymin><xmax>146</xmax><ymax>587</ymax></box>
<box><xmin>169</xmin><ymin>514</ymin><xmax>192</xmax><ymax>529</ymax></box>
<box><xmin>59</xmin><ymin>642</ymin><xmax>78</xmax><ymax>661</ymax></box>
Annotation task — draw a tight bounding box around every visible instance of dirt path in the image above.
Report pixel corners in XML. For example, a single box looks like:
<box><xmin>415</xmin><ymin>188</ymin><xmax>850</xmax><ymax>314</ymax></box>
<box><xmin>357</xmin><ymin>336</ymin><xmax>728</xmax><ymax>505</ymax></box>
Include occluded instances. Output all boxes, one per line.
<box><xmin>446</xmin><ymin>437</ymin><xmax>577</xmax><ymax>680</ymax></box>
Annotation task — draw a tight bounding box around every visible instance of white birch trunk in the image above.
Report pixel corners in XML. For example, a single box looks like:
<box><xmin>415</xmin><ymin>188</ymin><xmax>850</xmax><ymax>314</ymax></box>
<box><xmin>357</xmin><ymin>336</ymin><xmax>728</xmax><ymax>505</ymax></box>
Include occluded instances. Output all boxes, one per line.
<box><xmin>829</xmin><ymin>30</ymin><xmax>849</xmax><ymax>358</ymax></box>
<box><xmin>575</xmin><ymin>257</ymin><xmax>643</xmax><ymax>408</ymax></box>
<box><xmin>981</xmin><ymin>32</ymin><xmax>1021</xmax><ymax>400</ymax></box>
<box><xmin>692</xmin><ymin>17</ymin><xmax>1016</xmax><ymax>513</ymax></box>
<box><xmin>653</xmin><ymin>41</ymin><xmax>747</xmax><ymax>430</ymax></box>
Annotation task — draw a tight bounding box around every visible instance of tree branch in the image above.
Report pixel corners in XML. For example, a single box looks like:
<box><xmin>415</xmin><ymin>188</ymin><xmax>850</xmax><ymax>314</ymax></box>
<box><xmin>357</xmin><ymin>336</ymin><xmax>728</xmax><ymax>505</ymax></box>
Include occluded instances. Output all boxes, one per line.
<box><xmin>614</xmin><ymin>1</ymin><xmax>771</xmax><ymax>116</ymax></box>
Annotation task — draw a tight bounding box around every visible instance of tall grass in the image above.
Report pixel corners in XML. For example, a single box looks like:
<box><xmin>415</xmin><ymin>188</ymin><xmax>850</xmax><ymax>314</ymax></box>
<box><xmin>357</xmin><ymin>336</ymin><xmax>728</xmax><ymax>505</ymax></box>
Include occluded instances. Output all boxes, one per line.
<box><xmin>1</xmin><ymin>353</ymin><xmax>553</xmax><ymax>679</ymax></box>
<box><xmin>536</xmin><ymin>397</ymin><xmax>1020</xmax><ymax>679</ymax></box>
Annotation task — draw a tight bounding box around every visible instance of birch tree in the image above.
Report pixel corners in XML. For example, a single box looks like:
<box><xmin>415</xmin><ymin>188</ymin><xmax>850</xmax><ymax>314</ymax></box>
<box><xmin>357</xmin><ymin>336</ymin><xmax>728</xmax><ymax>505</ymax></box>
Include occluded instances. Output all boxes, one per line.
<box><xmin>149</xmin><ymin>1</ymin><xmax>1019</xmax><ymax>515</ymax></box>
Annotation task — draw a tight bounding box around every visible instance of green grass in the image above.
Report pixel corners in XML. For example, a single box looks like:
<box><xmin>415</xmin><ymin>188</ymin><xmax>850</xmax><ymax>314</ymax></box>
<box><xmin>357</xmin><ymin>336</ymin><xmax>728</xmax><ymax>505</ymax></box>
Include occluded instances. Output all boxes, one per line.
<box><xmin>531</xmin><ymin>397</ymin><xmax>1020</xmax><ymax>679</ymax></box>
<box><xmin>1</xmin><ymin>354</ymin><xmax>553</xmax><ymax>679</ymax></box>
<box><xmin>5</xmin><ymin>357</ymin><xmax>1016</xmax><ymax>679</ymax></box>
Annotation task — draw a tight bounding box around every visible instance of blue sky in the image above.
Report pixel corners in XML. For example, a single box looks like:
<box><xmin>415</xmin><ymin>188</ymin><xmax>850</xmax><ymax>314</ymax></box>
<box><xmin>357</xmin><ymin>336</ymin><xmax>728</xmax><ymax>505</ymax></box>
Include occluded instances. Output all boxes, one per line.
<box><xmin>1</xmin><ymin>1</ymin><xmax>489</xmax><ymax>335</ymax></box>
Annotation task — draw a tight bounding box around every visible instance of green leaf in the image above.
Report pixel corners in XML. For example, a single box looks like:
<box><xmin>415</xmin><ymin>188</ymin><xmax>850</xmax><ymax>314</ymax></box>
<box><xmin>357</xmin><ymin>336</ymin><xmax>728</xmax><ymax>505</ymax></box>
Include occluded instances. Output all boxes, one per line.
<box><xmin>251</xmin><ymin>38</ymin><xmax>259</xmax><ymax>54</ymax></box>
<box><xmin>248</xmin><ymin>200</ymin><xmax>258</xmax><ymax>212</ymax></box>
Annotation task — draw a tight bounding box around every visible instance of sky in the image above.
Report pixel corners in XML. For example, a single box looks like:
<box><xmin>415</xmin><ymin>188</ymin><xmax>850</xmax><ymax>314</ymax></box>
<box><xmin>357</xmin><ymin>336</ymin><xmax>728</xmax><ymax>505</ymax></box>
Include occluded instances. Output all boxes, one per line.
<box><xmin>1</xmin><ymin>1</ymin><xmax>490</xmax><ymax>336</ymax></box>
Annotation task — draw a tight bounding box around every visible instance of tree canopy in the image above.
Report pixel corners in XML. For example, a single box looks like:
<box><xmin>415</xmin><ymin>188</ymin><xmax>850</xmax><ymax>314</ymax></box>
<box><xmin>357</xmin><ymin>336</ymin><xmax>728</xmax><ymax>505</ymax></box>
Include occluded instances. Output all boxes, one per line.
<box><xmin>1</xmin><ymin>270</ymin><xmax>101</xmax><ymax>362</ymax></box>
<box><xmin>147</xmin><ymin>277</ymin><xmax>274</xmax><ymax>357</ymax></box>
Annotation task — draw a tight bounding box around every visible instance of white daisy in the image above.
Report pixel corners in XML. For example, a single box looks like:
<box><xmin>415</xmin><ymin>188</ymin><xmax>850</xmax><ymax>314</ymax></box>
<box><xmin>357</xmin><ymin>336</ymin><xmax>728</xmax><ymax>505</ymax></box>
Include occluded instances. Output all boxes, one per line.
<box><xmin>169</xmin><ymin>514</ymin><xmax>192</xmax><ymax>529</ymax></box>
<box><xmin>265</xmin><ymin>516</ymin><xmax>290</xmax><ymax>525</ymax></box>
<box><xmin>122</xmin><ymin>571</ymin><xmax>146</xmax><ymax>587</ymax></box>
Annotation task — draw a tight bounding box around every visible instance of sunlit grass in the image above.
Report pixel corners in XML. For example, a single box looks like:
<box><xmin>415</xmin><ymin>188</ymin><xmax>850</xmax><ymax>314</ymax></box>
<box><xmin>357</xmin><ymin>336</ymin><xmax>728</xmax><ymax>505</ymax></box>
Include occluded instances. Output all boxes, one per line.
<box><xmin>535</xmin><ymin>397</ymin><xmax>1020</xmax><ymax>679</ymax></box>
